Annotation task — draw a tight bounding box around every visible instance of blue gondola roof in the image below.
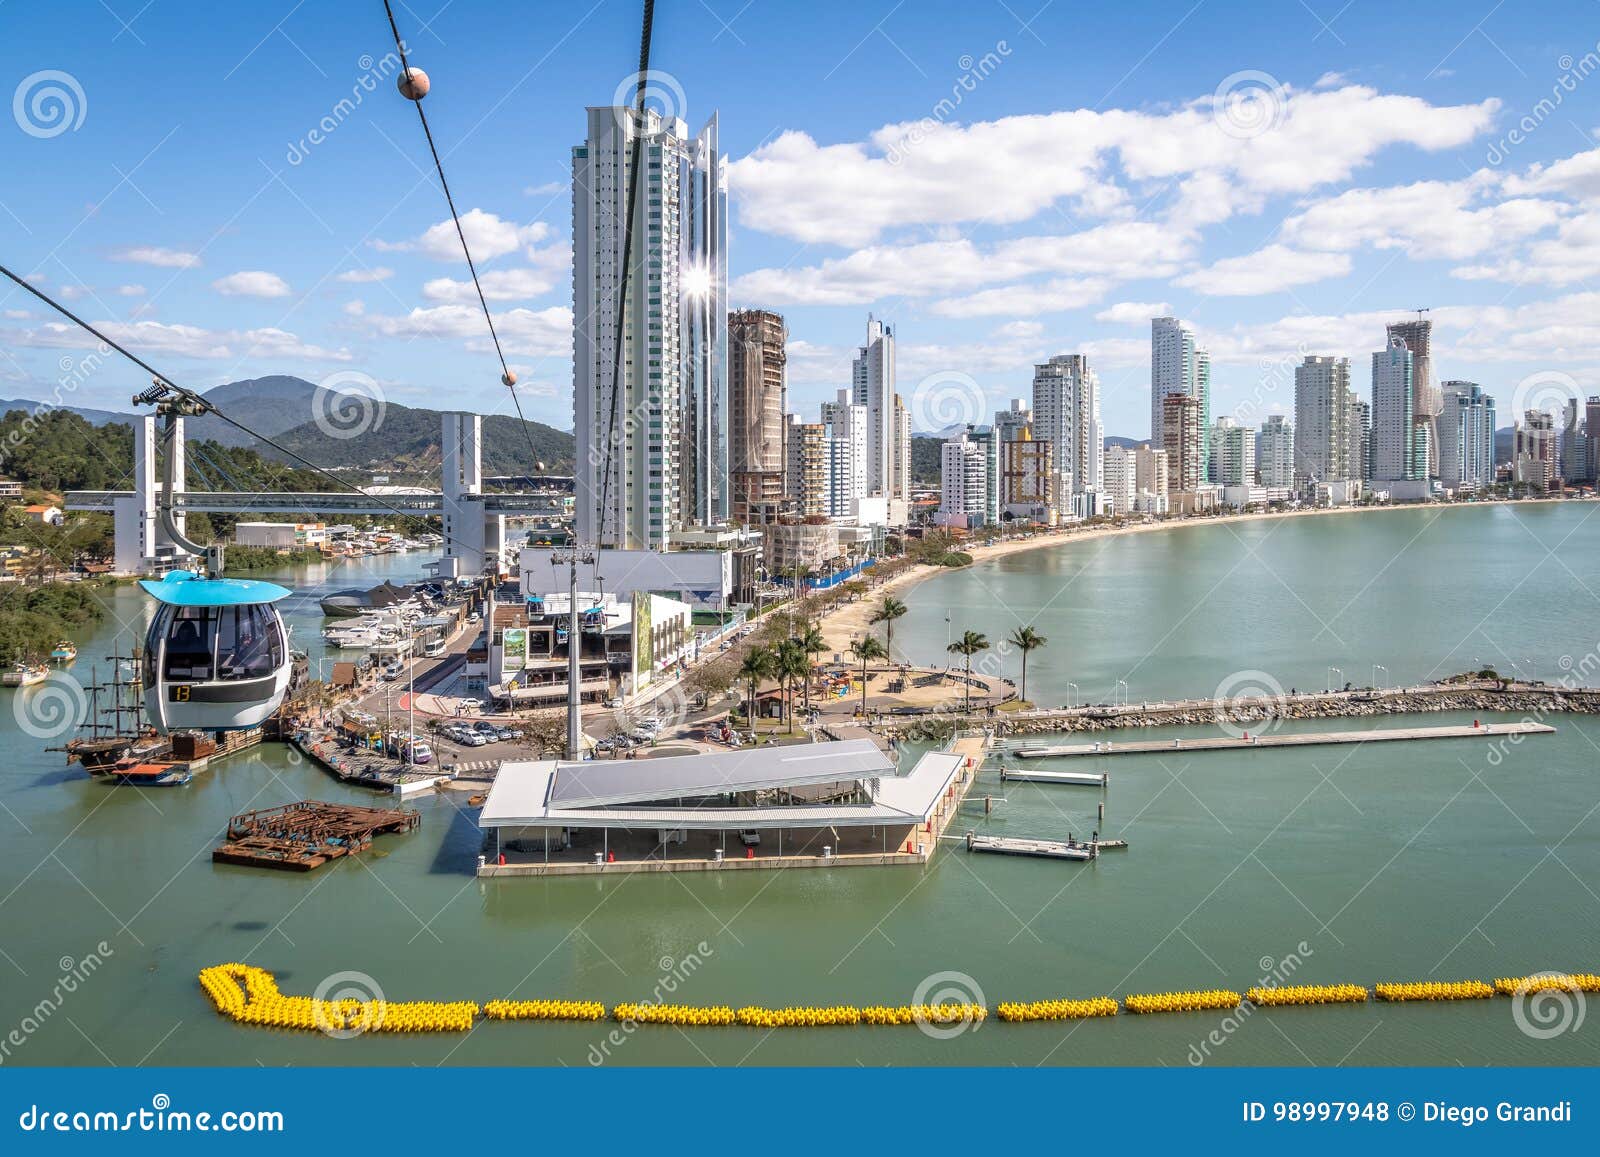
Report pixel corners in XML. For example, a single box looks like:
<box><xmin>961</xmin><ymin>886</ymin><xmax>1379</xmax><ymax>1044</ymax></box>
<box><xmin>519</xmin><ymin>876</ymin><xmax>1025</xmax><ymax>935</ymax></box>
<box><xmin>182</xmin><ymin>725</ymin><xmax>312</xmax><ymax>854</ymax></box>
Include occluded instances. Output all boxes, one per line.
<box><xmin>138</xmin><ymin>570</ymin><xmax>292</xmax><ymax>607</ymax></box>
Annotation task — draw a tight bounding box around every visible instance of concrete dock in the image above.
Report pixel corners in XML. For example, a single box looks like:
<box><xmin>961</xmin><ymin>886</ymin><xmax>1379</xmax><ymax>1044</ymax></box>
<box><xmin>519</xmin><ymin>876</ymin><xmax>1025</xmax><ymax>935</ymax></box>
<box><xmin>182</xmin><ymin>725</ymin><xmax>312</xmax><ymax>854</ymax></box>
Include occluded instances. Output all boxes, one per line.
<box><xmin>999</xmin><ymin>766</ymin><xmax>1108</xmax><ymax>786</ymax></box>
<box><xmin>966</xmin><ymin>832</ymin><xmax>1098</xmax><ymax>861</ymax></box>
<box><xmin>1010</xmin><ymin>720</ymin><xmax>1554</xmax><ymax>759</ymax></box>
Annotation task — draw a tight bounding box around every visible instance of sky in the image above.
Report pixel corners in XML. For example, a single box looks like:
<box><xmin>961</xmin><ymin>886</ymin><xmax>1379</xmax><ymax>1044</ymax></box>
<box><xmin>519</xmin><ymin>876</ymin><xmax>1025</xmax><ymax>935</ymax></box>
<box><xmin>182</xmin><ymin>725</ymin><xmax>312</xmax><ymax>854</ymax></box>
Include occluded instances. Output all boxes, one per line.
<box><xmin>2</xmin><ymin>0</ymin><xmax>1599</xmax><ymax>440</ymax></box>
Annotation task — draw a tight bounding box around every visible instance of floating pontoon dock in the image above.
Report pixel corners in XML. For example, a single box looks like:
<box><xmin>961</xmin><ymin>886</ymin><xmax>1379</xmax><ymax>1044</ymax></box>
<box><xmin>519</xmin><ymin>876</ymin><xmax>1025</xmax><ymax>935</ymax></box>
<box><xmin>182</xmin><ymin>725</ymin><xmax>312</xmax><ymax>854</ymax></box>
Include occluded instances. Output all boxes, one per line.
<box><xmin>999</xmin><ymin>767</ymin><xmax>1108</xmax><ymax>786</ymax></box>
<box><xmin>965</xmin><ymin>832</ymin><xmax>1098</xmax><ymax>860</ymax></box>
<box><xmin>1010</xmin><ymin>721</ymin><xmax>1554</xmax><ymax>759</ymax></box>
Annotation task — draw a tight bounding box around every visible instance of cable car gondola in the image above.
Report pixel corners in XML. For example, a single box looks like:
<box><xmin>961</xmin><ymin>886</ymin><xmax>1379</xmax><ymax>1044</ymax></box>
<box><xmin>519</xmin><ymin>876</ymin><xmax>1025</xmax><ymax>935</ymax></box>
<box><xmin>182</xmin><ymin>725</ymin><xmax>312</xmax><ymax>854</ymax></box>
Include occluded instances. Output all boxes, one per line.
<box><xmin>140</xmin><ymin>571</ymin><xmax>292</xmax><ymax>734</ymax></box>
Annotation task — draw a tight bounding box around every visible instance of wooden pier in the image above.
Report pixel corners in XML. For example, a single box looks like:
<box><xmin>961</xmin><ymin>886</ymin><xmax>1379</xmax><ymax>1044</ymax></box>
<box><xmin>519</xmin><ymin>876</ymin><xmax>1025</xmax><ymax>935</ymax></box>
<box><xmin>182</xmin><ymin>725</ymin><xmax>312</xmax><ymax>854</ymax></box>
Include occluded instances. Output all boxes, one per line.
<box><xmin>965</xmin><ymin>831</ymin><xmax>1098</xmax><ymax>861</ymax></box>
<box><xmin>212</xmin><ymin>800</ymin><xmax>421</xmax><ymax>872</ymax></box>
<box><xmin>1010</xmin><ymin>721</ymin><xmax>1554</xmax><ymax>759</ymax></box>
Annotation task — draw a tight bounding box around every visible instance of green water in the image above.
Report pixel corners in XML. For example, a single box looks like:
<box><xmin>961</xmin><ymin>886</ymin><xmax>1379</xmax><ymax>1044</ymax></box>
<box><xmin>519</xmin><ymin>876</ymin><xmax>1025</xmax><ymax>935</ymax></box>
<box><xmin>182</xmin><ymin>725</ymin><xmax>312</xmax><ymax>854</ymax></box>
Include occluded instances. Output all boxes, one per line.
<box><xmin>2</xmin><ymin>505</ymin><xmax>1598</xmax><ymax>1067</ymax></box>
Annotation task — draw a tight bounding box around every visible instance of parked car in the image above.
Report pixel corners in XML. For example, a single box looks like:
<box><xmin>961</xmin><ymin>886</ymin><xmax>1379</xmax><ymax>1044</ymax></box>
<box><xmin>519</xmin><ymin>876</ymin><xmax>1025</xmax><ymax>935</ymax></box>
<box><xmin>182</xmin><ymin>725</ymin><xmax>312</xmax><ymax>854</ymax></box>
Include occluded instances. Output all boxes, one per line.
<box><xmin>495</xmin><ymin>726</ymin><xmax>516</xmax><ymax>741</ymax></box>
<box><xmin>738</xmin><ymin>830</ymin><xmax>761</xmax><ymax>847</ymax></box>
<box><xmin>405</xmin><ymin>741</ymin><xmax>433</xmax><ymax>765</ymax></box>
<box><xmin>604</xmin><ymin>696</ymin><xmax>623</xmax><ymax>708</ymax></box>
<box><xmin>472</xmin><ymin>721</ymin><xmax>499</xmax><ymax>738</ymax></box>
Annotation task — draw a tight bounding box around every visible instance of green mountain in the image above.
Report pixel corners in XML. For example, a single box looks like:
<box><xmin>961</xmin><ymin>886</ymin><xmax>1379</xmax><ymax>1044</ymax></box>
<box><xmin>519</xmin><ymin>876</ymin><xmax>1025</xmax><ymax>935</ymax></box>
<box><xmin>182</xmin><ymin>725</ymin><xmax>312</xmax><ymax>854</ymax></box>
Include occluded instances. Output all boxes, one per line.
<box><xmin>268</xmin><ymin>401</ymin><xmax>573</xmax><ymax>475</ymax></box>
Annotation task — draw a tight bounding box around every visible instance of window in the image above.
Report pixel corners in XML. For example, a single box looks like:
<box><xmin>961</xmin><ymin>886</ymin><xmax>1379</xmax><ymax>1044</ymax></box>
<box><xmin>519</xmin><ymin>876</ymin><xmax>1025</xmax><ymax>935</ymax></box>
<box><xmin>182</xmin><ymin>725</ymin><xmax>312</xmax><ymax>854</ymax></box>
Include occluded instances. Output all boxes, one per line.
<box><xmin>153</xmin><ymin>605</ymin><xmax>215</xmax><ymax>681</ymax></box>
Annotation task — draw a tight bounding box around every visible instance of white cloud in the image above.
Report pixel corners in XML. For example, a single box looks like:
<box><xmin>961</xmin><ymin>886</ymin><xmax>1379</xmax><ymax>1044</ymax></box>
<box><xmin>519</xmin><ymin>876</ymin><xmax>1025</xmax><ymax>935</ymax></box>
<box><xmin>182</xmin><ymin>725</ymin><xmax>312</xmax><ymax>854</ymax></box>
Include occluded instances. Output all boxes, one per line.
<box><xmin>728</xmin><ymin>85</ymin><xmax>1498</xmax><ymax>246</ymax></box>
<box><xmin>116</xmin><ymin>284</ymin><xmax>146</xmax><ymax>297</ymax></box>
<box><xmin>931</xmin><ymin>277</ymin><xmax>1110</xmax><ymax>318</ymax></box>
<box><xmin>421</xmin><ymin>267</ymin><xmax>559</xmax><ymax>303</ymax></box>
<box><xmin>376</xmin><ymin>209</ymin><xmax>552</xmax><ymax>262</ymax></box>
<box><xmin>212</xmin><ymin>270</ymin><xmax>292</xmax><ymax>298</ymax></box>
<box><xmin>1095</xmin><ymin>300</ymin><xmax>1172</xmax><ymax>324</ymax></box>
<box><xmin>1174</xmin><ymin>244</ymin><xmax>1352</xmax><ymax>296</ymax></box>
<box><xmin>58</xmin><ymin>285</ymin><xmax>90</xmax><ymax>300</ymax></box>
<box><xmin>524</xmin><ymin>181</ymin><xmax>566</xmax><ymax>196</ymax></box>
<box><xmin>361</xmin><ymin>303</ymin><xmax>573</xmax><ymax>358</ymax></box>
<box><xmin>1502</xmin><ymin>146</ymin><xmax>1600</xmax><ymax>201</ymax></box>
<box><xmin>1280</xmin><ymin>176</ymin><xmax>1564</xmax><ymax>261</ymax></box>
<box><xmin>15</xmin><ymin>319</ymin><xmax>350</xmax><ymax>362</ymax></box>
<box><xmin>336</xmin><ymin>267</ymin><xmax>393</xmax><ymax>283</ymax></box>
<box><xmin>112</xmin><ymin>246</ymin><xmax>201</xmax><ymax>268</ymax></box>
<box><xmin>3</xmin><ymin>309</ymin><xmax>31</xmax><ymax>320</ymax></box>
<box><xmin>994</xmin><ymin>320</ymin><xmax>1043</xmax><ymax>340</ymax></box>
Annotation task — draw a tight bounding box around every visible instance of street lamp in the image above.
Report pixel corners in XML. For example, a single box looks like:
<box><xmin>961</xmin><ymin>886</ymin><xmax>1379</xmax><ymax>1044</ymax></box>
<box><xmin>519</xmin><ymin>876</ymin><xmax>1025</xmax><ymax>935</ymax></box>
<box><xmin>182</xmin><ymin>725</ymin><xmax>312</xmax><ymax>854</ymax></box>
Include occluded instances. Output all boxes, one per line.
<box><xmin>1372</xmin><ymin>664</ymin><xmax>1387</xmax><ymax>689</ymax></box>
<box><xmin>1066</xmin><ymin>681</ymin><xmax>1079</xmax><ymax>705</ymax></box>
<box><xmin>1327</xmin><ymin>666</ymin><xmax>1342</xmax><ymax>692</ymax></box>
<box><xmin>1115</xmin><ymin>679</ymin><xmax>1128</xmax><ymax>707</ymax></box>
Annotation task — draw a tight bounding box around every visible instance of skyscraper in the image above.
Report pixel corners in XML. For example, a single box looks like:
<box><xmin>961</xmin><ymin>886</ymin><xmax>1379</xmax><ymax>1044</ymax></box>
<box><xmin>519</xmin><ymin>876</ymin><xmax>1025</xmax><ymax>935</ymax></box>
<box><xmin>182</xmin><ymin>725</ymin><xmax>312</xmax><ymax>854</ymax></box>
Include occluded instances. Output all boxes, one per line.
<box><xmin>852</xmin><ymin>316</ymin><xmax>900</xmax><ymax>499</ymax></box>
<box><xmin>938</xmin><ymin>434</ymin><xmax>989</xmax><ymax>526</ymax></box>
<box><xmin>783</xmin><ymin>415</ymin><xmax>829</xmax><ymax>516</ymax></box>
<box><xmin>820</xmin><ymin>388</ymin><xmax>868</xmax><ymax>514</ymax></box>
<box><xmin>1162</xmin><ymin>393</ymin><xmax>1202</xmax><ymax>492</ymax></box>
<box><xmin>1256</xmin><ymin>415</ymin><xmax>1294</xmax><ymax>488</ymax></box>
<box><xmin>1515</xmin><ymin>410</ymin><xmax>1558</xmax><ymax>491</ymax></box>
<box><xmin>728</xmin><ymin>309</ymin><xmax>786</xmax><ymax>524</ymax></box>
<box><xmin>1033</xmin><ymin>354</ymin><xmax>1101</xmax><ymax>511</ymax></box>
<box><xmin>1346</xmin><ymin>397</ymin><xmax>1370</xmax><ymax>484</ymax></box>
<box><xmin>1386</xmin><ymin>317</ymin><xmax>1438</xmax><ymax>477</ymax></box>
<box><xmin>1438</xmin><ymin>381</ymin><xmax>1496</xmax><ymax>493</ymax></box>
<box><xmin>1150</xmin><ymin>316</ymin><xmax>1196</xmax><ymax>448</ymax></box>
<box><xmin>572</xmin><ymin>104</ymin><xmax>727</xmax><ymax>548</ymax></box>
<box><xmin>1372</xmin><ymin>338</ymin><xmax>1423</xmax><ymax>482</ymax></box>
<box><xmin>1208</xmin><ymin>417</ymin><xmax>1256</xmax><ymax>486</ymax></box>
<box><xmin>1293</xmin><ymin>356</ymin><xmax>1353</xmax><ymax>483</ymax></box>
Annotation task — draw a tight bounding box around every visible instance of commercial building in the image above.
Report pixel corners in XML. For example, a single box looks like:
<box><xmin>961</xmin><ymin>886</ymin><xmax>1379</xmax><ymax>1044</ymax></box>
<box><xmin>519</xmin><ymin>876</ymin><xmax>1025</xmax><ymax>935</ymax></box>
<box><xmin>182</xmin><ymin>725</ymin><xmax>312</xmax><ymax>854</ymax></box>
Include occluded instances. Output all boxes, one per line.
<box><xmin>1438</xmin><ymin>382</ymin><xmax>1496</xmax><ymax>493</ymax></box>
<box><xmin>572</xmin><ymin>104</ymin><xmax>727</xmax><ymax>549</ymax></box>
<box><xmin>520</xmin><ymin>543</ymin><xmax>749</xmax><ymax>612</ymax></box>
<box><xmin>1256</xmin><ymin>415</ymin><xmax>1294</xmax><ymax>488</ymax></box>
<box><xmin>1293</xmin><ymin>356</ymin><xmax>1353</xmax><ymax>484</ymax></box>
<box><xmin>728</xmin><ymin>309</ymin><xmax>786</xmax><ymax>525</ymax></box>
<box><xmin>233</xmin><ymin>521</ymin><xmax>327</xmax><ymax>549</ymax></box>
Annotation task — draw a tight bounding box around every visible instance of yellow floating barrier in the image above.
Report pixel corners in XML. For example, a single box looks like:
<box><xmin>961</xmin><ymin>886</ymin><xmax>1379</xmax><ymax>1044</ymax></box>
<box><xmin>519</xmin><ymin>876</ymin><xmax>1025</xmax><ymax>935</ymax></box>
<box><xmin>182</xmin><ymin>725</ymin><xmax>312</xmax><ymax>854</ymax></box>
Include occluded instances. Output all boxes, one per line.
<box><xmin>1493</xmin><ymin>973</ymin><xmax>1600</xmax><ymax>995</ymax></box>
<box><xmin>198</xmin><ymin>963</ymin><xmax>479</xmax><ymax>1034</ymax></box>
<box><xmin>612</xmin><ymin>1003</ymin><xmax>736</xmax><ymax>1026</ymax></box>
<box><xmin>996</xmin><ymin>997</ymin><xmax>1119</xmax><ymax>1022</ymax></box>
<box><xmin>484</xmin><ymin>999</ymin><xmax>606</xmax><ymax>1022</ymax></box>
<box><xmin>1246</xmin><ymin>984</ymin><xmax>1368</xmax><ymax>1006</ymax></box>
<box><xmin>1373</xmin><ymin>980</ymin><xmax>1494</xmax><ymax>1002</ymax></box>
<box><xmin>1124</xmin><ymin>989</ymin><xmax>1242</xmax><ymax>1014</ymax></box>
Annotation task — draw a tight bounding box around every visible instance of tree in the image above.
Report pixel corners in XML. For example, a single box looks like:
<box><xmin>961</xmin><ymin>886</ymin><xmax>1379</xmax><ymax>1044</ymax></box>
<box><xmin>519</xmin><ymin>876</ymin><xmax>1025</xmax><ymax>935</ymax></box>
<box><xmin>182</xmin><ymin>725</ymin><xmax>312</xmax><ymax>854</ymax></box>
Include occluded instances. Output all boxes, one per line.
<box><xmin>868</xmin><ymin>595</ymin><xmax>908</xmax><ymax>661</ymax></box>
<box><xmin>946</xmin><ymin>629</ymin><xmax>990</xmax><ymax>713</ymax></box>
<box><xmin>774</xmin><ymin>639</ymin><xmax>811</xmax><ymax>732</ymax></box>
<box><xmin>795</xmin><ymin>623</ymin><xmax>827</xmax><ymax>715</ymax></box>
<box><xmin>848</xmin><ymin>636</ymin><xmax>886</xmax><ymax>718</ymax></box>
<box><xmin>1006</xmin><ymin>626</ymin><xmax>1047</xmax><ymax>706</ymax></box>
<box><xmin>737</xmin><ymin>646</ymin><xmax>777</xmax><ymax>724</ymax></box>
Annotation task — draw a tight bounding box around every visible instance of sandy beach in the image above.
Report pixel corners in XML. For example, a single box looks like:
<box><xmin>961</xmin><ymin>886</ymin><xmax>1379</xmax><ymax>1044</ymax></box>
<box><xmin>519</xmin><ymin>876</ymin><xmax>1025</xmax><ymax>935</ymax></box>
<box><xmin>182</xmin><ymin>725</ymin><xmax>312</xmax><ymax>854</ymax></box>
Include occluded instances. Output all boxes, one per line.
<box><xmin>815</xmin><ymin>497</ymin><xmax>1573</xmax><ymax>655</ymax></box>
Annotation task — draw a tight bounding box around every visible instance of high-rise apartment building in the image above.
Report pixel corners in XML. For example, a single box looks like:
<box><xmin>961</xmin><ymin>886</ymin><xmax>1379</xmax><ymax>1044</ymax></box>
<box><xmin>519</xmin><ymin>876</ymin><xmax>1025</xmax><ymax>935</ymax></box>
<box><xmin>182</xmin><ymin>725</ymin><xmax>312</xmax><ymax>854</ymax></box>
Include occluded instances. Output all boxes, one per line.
<box><xmin>572</xmin><ymin>105</ymin><xmax>727</xmax><ymax>548</ymax></box>
<box><xmin>852</xmin><ymin>316</ymin><xmax>899</xmax><ymax>499</ymax></box>
<box><xmin>938</xmin><ymin>434</ymin><xmax>989</xmax><ymax>526</ymax></box>
<box><xmin>820</xmin><ymin>388</ymin><xmax>868</xmax><ymax>515</ymax></box>
<box><xmin>1208</xmin><ymin>417</ymin><xmax>1256</xmax><ymax>486</ymax></box>
<box><xmin>1256</xmin><ymin>415</ymin><xmax>1294</xmax><ymax>487</ymax></box>
<box><xmin>1347</xmin><ymin>397</ymin><xmax>1371</xmax><ymax>483</ymax></box>
<box><xmin>1560</xmin><ymin>397</ymin><xmax>1588</xmax><ymax>484</ymax></box>
<box><xmin>783</xmin><ymin>415</ymin><xmax>829</xmax><ymax>516</ymax></box>
<box><xmin>1033</xmin><ymin>354</ymin><xmax>1102</xmax><ymax>510</ymax></box>
<box><xmin>993</xmin><ymin>399</ymin><xmax>1032</xmax><ymax>445</ymax></box>
<box><xmin>1149</xmin><ymin>316</ymin><xmax>1209</xmax><ymax>475</ymax></box>
<box><xmin>1386</xmin><ymin>318</ymin><xmax>1437</xmax><ymax>477</ymax></box>
<box><xmin>1103</xmin><ymin>444</ymin><xmax>1135</xmax><ymax>514</ymax></box>
<box><xmin>1162</xmin><ymin>393</ymin><xmax>1202</xmax><ymax>492</ymax></box>
<box><xmin>1438</xmin><ymin>382</ymin><xmax>1496</xmax><ymax>493</ymax></box>
<box><xmin>1001</xmin><ymin>430</ymin><xmax>1053</xmax><ymax>515</ymax></box>
<box><xmin>1134</xmin><ymin>444</ymin><xmax>1170</xmax><ymax>500</ymax></box>
<box><xmin>1293</xmin><ymin>356</ymin><xmax>1353</xmax><ymax>484</ymax></box>
<box><xmin>892</xmin><ymin>393</ymin><xmax>911</xmax><ymax>501</ymax></box>
<box><xmin>1372</xmin><ymin>338</ymin><xmax>1423</xmax><ymax>482</ymax></box>
<box><xmin>728</xmin><ymin>309</ymin><xmax>786</xmax><ymax>524</ymax></box>
<box><xmin>1515</xmin><ymin>410</ymin><xmax>1558</xmax><ymax>491</ymax></box>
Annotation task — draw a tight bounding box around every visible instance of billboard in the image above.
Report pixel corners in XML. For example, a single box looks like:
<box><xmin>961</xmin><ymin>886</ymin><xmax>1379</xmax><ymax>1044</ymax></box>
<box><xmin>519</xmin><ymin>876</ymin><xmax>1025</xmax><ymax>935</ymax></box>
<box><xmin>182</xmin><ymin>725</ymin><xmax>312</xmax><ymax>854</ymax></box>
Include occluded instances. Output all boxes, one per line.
<box><xmin>632</xmin><ymin>590</ymin><xmax>653</xmax><ymax>687</ymax></box>
<box><xmin>502</xmin><ymin>627</ymin><xmax>526</xmax><ymax>674</ymax></box>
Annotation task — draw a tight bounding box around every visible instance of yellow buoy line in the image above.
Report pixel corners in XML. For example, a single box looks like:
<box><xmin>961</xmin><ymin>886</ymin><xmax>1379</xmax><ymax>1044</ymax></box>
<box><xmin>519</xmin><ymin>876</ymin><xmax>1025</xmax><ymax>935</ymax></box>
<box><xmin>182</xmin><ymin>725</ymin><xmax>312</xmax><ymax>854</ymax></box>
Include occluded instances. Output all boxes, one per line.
<box><xmin>197</xmin><ymin>965</ymin><xmax>1600</xmax><ymax>1034</ymax></box>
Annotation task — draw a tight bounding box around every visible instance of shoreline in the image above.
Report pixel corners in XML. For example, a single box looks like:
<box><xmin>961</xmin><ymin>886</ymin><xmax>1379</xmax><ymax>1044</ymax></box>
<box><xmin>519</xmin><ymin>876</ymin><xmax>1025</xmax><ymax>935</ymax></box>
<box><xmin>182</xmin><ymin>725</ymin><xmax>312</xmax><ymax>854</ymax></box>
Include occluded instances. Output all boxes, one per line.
<box><xmin>817</xmin><ymin>496</ymin><xmax>1576</xmax><ymax>654</ymax></box>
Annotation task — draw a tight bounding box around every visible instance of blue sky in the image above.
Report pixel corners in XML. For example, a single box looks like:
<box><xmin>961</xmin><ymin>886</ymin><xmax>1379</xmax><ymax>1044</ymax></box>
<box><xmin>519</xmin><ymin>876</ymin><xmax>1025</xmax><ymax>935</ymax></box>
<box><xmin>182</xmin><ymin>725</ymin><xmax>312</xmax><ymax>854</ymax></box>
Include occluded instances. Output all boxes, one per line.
<box><xmin>2</xmin><ymin>0</ymin><xmax>1598</xmax><ymax>439</ymax></box>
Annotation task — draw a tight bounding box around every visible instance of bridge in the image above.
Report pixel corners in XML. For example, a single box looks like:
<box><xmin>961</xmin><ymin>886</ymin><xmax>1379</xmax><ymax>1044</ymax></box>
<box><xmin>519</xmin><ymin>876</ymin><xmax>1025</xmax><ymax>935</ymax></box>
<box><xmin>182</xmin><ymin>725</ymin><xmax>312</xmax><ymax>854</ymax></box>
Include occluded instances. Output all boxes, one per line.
<box><xmin>66</xmin><ymin>412</ymin><xmax>564</xmax><ymax>577</ymax></box>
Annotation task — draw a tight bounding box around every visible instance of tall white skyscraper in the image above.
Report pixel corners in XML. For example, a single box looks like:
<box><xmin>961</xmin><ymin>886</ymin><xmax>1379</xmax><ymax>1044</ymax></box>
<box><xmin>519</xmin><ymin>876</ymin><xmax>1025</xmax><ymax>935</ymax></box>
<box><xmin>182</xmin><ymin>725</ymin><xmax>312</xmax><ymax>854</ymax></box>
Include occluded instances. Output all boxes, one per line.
<box><xmin>1103</xmin><ymin>444</ymin><xmax>1135</xmax><ymax>514</ymax></box>
<box><xmin>938</xmin><ymin>434</ymin><xmax>989</xmax><ymax>526</ymax></box>
<box><xmin>1150</xmin><ymin>316</ymin><xmax>1194</xmax><ymax>447</ymax></box>
<box><xmin>1438</xmin><ymin>382</ymin><xmax>1496</xmax><ymax>492</ymax></box>
<box><xmin>852</xmin><ymin>315</ymin><xmax>901</xmax><ymax>499</ymax></box>
<box><xmin>1293</xmin><ymin>356</ymin><xmax>1353</xmax><ymax>484</ymax></box>
<box><xmin>1256</xmin><ymin>415</ymin><xmax>1294</xmax><ymax>488</ymax></box>
<box><xmin>572</xmin><ymin>105</ymin><xmax>727</xmax><ymax>548</ymax></box>
<box><xmin>1032</xmin><ymin>354</ymin><xmax>1101</xmax><ymax>510</ymax></box>
<box><xmin>820</xmin><ymin>388</ymin><xmax>868</xmax><ymax>514</ymax></box>
<box><xmin>1372</xmin><ymin>338</ymin><xmax>1422</xmax><ymax>482</ymax></box>
<box><xmin>1208</xmin><ymin>417</ymin><xmax>1256</xmax><ymax>486</ymax></box>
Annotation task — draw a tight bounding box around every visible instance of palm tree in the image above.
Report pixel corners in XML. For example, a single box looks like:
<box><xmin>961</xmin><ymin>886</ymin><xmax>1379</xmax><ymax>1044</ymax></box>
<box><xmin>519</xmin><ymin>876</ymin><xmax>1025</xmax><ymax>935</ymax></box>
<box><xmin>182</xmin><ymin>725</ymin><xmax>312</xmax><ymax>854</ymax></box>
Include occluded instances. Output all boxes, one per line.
<box><xmin>868</xmin><ymin>595</ymin><xmax>908</xmax><ymax>660</ymax></box>
<box><xmin>848</xmin><ymin>636</ymin><xmax>886</xmax><ymax>719</ymax></box>
<box><xmin>795</xmin><ymin>623</ymin><xmax>827</xmax><ymax>715</ymax></box>
<box><xmin>737</xmin><ymin>646</ymin><xmax>776</xmax><ymax>725</ymax></box>
<box><xmin>946</xmin><ymin>630</ymin><xmax>989</xmax><ymax>714</ymax></box>
<box><xmin>1006</xmin><ymin>626</ymin><xmax>1047</xmax><ymax>706</ymax></box>
<box><xmin>774</xmin><ymin>639</ymin><xmax>811</xmax><ymax>732</ymax></box>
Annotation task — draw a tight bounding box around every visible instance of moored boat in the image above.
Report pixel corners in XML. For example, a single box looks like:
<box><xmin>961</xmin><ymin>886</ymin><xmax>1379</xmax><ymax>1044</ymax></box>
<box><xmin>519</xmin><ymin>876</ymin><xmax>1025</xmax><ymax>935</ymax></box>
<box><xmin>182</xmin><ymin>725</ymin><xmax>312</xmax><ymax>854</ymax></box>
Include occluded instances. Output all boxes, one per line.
<box><xmin>50</xmin><ymin>641</ymin><xmax>77</xmax><ymax>664</ymax></box>
<box><xmin>2</xmin><ymin>663</ymin><xmax>48</xmax><ymax>687</ymax></box>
